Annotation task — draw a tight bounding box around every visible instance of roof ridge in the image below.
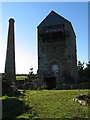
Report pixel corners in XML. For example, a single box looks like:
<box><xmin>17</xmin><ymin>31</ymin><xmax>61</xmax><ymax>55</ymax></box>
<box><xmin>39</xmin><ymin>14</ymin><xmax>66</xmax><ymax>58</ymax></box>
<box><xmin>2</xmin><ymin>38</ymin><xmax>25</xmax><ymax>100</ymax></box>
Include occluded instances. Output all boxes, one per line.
<box><xmin>37</xmin><ymin>10</ymin><xmax>70</xmax><ymax>28</ymax></box>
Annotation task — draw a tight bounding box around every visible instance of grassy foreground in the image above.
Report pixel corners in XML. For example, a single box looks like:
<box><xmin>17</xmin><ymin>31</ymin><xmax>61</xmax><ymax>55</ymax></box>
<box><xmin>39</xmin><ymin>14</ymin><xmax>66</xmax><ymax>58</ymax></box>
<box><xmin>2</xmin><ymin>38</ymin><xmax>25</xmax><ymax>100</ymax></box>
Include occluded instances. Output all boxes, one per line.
<box><xmin>1</xmin><ymin>89</ymin><xmax>90</xmax><ymax>119</ymax></box>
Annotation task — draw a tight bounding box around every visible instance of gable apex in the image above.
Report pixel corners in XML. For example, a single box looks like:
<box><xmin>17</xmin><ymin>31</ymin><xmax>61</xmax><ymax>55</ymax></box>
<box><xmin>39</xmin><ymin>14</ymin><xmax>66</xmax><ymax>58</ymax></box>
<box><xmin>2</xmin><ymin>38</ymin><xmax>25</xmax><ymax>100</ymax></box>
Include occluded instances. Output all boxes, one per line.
<box><xmin>37</xmin><ymin>10</ymin><xmax>70</xmax><ymax>28</ymax></box>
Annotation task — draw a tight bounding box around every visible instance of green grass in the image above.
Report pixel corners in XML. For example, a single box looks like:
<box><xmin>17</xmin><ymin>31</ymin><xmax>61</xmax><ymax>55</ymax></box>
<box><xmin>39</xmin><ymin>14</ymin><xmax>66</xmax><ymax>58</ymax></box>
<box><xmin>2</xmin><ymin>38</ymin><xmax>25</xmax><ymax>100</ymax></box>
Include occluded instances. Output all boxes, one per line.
<box><xmin>1</xmin><ymin>89</ymin><xmax>90</xmax><ymax>119</ymax></box>
<box><xmin>21</xmin><ymin>89</ymin><xmax>89</xmax><ymax>119</ymax></box>
<box><xmin>16</xmin><ymin>76</ymin><xmax>27</xmax><ymax>80</ymax></box>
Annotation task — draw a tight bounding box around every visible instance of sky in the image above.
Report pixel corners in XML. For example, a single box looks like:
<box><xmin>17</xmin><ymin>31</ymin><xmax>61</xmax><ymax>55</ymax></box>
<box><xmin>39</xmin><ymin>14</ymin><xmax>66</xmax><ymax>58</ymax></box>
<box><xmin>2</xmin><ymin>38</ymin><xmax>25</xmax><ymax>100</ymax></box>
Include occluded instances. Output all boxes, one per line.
<box><xmin>0</xmin><ymin>2</ymin><xmax>88</xmax><ymax>74</ymax></box>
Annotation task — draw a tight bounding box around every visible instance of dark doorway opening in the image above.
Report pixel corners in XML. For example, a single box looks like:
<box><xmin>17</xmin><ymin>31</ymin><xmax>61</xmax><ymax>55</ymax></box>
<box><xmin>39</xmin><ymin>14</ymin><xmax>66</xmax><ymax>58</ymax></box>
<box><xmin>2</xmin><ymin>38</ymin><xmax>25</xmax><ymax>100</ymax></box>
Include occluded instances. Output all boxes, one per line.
<box><xmin>44</xmin><ymin>76</ymin><xmax>56</xmax><ymax>90</ymax></box>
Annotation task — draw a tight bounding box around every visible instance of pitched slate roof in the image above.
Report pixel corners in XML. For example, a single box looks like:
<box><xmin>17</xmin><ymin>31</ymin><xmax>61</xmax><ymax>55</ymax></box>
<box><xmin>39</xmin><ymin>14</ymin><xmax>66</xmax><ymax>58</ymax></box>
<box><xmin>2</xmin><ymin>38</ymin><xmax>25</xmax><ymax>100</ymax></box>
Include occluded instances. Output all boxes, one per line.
<box><xmin>37</xmin><ymin>10</ymin><xmax>70</xmax><ymax>28</ymax></box>
<box><xmin>37</xmin><ymin>10</ymin><xmax>76</xmax><ymax>37</ymax></box>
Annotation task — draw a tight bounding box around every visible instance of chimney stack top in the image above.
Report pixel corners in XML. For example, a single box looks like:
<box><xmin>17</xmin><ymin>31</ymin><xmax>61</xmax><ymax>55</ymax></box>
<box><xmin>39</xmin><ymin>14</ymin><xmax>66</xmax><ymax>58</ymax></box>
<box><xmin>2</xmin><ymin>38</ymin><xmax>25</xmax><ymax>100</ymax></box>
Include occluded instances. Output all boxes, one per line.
<box><xmin>9</xmin><ymin>18</ymin><xmax>15</xmax><ymax>23</ymax></box>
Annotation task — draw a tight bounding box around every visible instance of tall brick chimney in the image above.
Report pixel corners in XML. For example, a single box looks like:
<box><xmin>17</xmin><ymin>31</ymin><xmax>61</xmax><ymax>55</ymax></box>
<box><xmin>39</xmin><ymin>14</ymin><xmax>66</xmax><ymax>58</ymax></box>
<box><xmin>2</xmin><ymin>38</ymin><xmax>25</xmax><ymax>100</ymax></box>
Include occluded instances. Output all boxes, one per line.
<box><xmin>5</xmin><ymin>18</ymin><xmax>16</xmax><ymax>88</ymax></box>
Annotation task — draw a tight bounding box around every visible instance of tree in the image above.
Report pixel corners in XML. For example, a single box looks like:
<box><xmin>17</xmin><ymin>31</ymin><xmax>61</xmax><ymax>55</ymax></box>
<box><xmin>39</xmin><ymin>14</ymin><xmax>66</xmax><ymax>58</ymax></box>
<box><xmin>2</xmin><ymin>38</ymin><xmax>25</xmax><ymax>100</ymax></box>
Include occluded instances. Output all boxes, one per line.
<box><xmin>77</xmin><ymin>61</ymin><xmax>90</xmax><ymax>83</ymax></box>
<box><xmin>77</xmin><ymin>61</ymin><xmax>84</xmax><ymax>83</ymax></box>
<box><xmin>26</xmin><ymin>68</ymin><xmax>37</xmax><ymax>89</ymax></box>
<box><xmin>83</xmin><ymin>61</ymin><xmax>90</xmax><ymax>82</ymax></box>
<box><xmin>77</xmin><ymin>61</ymin><xmax>84</xmax><ymax>71</ymax></box>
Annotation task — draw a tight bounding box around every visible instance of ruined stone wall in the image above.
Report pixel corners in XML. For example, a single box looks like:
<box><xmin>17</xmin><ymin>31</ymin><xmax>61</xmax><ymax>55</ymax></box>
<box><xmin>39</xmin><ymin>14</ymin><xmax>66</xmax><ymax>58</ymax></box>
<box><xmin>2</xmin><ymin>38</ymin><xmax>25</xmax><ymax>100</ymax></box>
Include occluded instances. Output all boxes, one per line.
<box><xmin>38</xmin><ymin>22</ymin><xmax>78</xmax><ymax>88</ymax></box>
<box><xmin>65</xmin><ymin>23</ymin><xmax>78</xmax><ymax>82</ymax></box>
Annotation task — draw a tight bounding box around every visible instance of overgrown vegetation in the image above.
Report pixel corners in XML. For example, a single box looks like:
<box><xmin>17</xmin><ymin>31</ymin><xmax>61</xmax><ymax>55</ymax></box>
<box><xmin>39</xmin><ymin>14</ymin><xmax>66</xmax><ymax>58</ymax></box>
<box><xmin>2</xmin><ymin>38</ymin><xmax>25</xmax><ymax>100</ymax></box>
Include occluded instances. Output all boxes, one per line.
<box><xmin>1</xmin><ymin>89</ymin><xmax>89</xmax><ymax>119</ymax></box>
<box><xmin>1</xmin><ymin>90</ymin><xmax>34</xmax><ymax>119</ymax></box>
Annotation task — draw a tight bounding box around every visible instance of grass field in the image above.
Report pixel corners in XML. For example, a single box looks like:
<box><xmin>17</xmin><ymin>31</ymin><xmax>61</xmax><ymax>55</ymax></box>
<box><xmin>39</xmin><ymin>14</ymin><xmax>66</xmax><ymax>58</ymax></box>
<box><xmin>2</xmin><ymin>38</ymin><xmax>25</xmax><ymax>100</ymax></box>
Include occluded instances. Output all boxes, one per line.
<box><xmin>1</xmin><ymin>89</ymin><xmax>90</xmax><ymax>119</ymax></box>
<box><xmin>16</xmin><ymin>76</ymin><xmax>27</xmax><ymax>80</ymax></box>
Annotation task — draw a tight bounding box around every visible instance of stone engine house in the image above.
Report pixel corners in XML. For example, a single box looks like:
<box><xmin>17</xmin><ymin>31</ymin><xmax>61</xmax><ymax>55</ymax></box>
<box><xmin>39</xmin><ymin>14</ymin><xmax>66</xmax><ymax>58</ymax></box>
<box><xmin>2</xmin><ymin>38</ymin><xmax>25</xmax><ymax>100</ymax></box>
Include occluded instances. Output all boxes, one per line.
<box><xmin>37</xmin><ymin>11</ymin><xmax>78</xmax><ymax>89</ymax></box>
